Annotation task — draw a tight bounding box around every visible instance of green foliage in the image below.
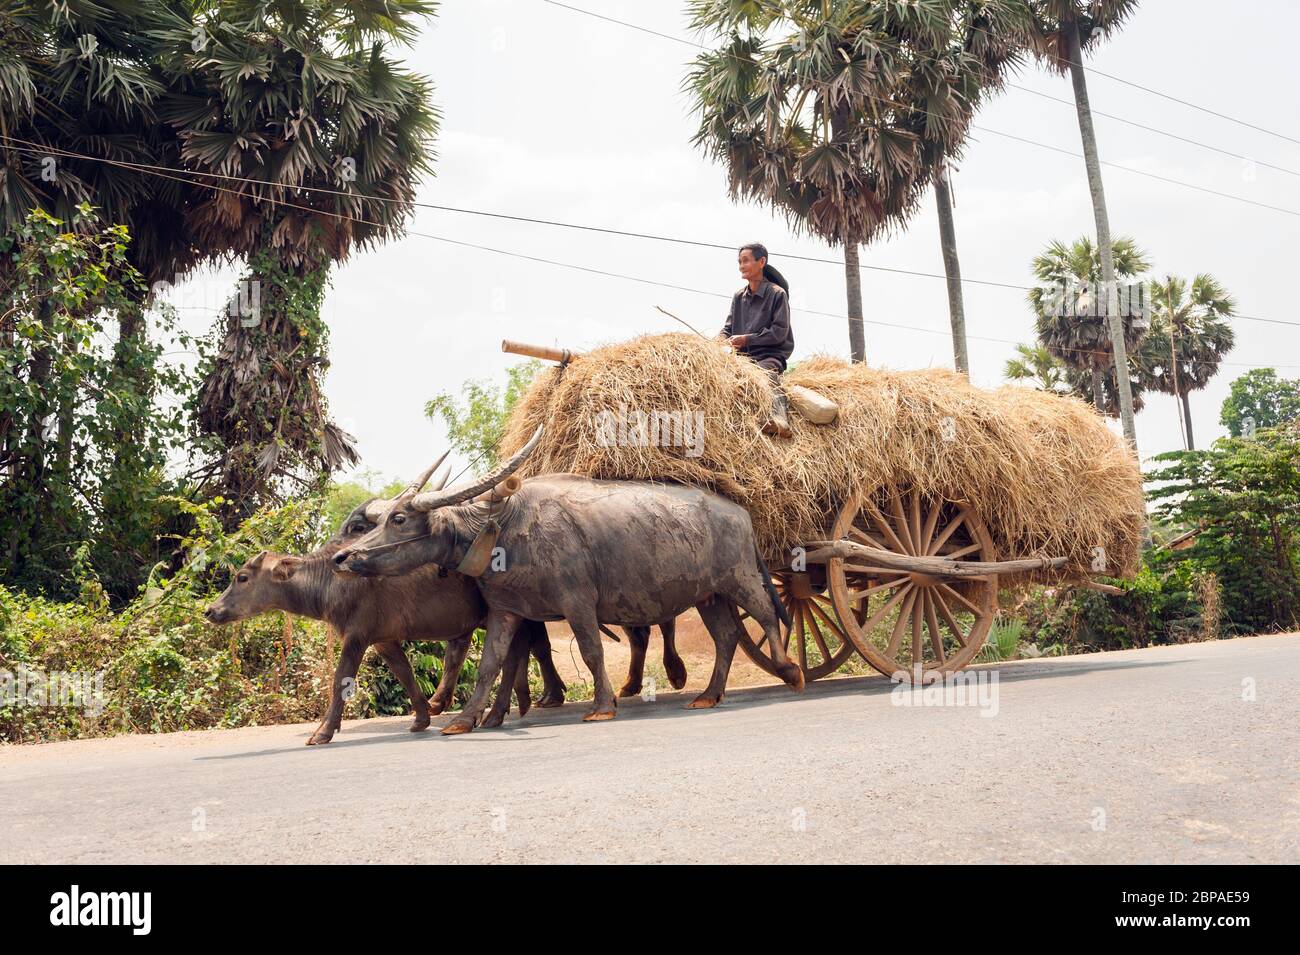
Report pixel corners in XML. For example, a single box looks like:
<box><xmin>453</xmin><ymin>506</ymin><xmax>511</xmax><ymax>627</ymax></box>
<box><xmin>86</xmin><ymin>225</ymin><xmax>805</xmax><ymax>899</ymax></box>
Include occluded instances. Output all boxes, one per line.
<box><xmin>1026</xmin><ymin>235</ymin><xmax>1150</xmax><ymax>415</ymax></box>
<box><xmin>1003</xmin><ymin>342</ymin><xmax>1070</xmax><ymax>393</ymax></box>
<box><xmin>1146</xmin><ymin>427</ymin><xmax>1300</xmax><ymax>633</ymax></box>
<box><xmin>424</xmin><ymin>360</ymin><xmax>541</xmax><ymax>468</ymax></box>
<box><xmin>322</xmin><ymin>470</ymin><xmax>405</xmax><ymax>532</ymax></box>
<box><xmin>0</xmin><ymin>205</ymin><xmax>195</xmax><ymax>601</ymax></box>
<box><xmin>1012</xmin><ymin>426</ymin><xmax>1299</xmax><ymax>653</ymax></box>
<box><xmin>0</xmin><ymin>482</ymin><xmax>486</xmax><ymax>743</ymax></box>
<box><xmin>361</xmin><ymin>636</ymin><xmax>482</xmax><ymax>716</ymax></box>
<box><xmin>1220</xmin><ymin>368</ymin><xmax>1300</xmax><ymax>437</ymax></box>
<box><xmin>190</xmin><ymin>244</ymin><xmax>356</xmax><ymax>525</ymax></box>
<box><xmin>979</xmin><ymin>617</ymin><xmax>1024</xmax><ymax>662</ymax></box>
<box><xmin>1010</xmin><ymin>561</ymin><xmax>1205</xmax><ymax>656</ymax></box>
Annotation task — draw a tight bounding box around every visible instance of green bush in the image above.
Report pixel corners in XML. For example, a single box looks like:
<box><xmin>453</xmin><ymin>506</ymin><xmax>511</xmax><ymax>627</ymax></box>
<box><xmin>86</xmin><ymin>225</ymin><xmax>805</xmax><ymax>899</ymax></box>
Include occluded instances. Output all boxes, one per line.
<box><xmin>0</xmin><ymin>493</ymin><xmax>488</xmax><ymax>743</ymax></box>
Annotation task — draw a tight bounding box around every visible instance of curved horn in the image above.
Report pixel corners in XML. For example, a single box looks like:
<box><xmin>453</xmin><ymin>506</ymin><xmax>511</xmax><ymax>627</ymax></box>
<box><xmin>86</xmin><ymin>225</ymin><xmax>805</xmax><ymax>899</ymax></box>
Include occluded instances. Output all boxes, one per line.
<box><xmin>410</xmin><ymin>425</ymin><xmax>544</xmax><ymax>512</ymax></box>
<box><xmin>431</xmin><ymin>462</ymin><xmax>452</xmax><ymax>491</ymax></box>
<box><xmin>360</xmin><ymin>450</ymin><xmax>450</xmax><ymax>521</ymax></box>
<box><xmin>405</xmin><ymin>450</ymin><xmax>450</xmax><ymax>496</ymax></box>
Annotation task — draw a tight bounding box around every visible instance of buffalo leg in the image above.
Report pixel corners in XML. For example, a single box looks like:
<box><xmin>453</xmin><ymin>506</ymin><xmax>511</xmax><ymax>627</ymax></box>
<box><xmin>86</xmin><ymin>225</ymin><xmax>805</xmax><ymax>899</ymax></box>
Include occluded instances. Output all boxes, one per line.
<box><xmin>443</xmin><ymin>609</ymin><xmax>520</xmax><ymax>735</ymax></box>
<box><xmin>569</xmin><ymin>614</ymin><xmax>617</xmax><ymax>722</ymax></box>
<box><xmin>618</xmin><ymin>626</ymin><xmax>650</xmax><ymax>697</ymax></box>
<box><xmin>660</xmin><ymin>618</ymin><xmax>687</xmax><ymax>690</ymax></box>
<box><xmin>689</xmin><ymin>600</ymin><xmax>742</xmax><ymax>708</ymax></box>
<box><xmin>730</xmin><ymin>574</ymin><xmax>805</xmax><ymax>692</ymax></box>
<box><xmin>429</xmin><ymin>634</ymin><xmax>471</xmax><ymax>715</ymax></box>
<box><xmin>529</xmin><ymin>621</ymin><xmax>566</xmax><ymax>707</ymax></box>
<box><xmin>481</xmin><ymin>631</ymin><xmax>534</xmax><ymax>729</ymax></box>
<box><xmin>373</xmin><ymin>641</ymin><xmax>432</xmax><ymax>733</ymax></box>
<box><xmin>309</xmin><ymin>634</ymin><xmax>367</xmax><ymax>745</ymax></box>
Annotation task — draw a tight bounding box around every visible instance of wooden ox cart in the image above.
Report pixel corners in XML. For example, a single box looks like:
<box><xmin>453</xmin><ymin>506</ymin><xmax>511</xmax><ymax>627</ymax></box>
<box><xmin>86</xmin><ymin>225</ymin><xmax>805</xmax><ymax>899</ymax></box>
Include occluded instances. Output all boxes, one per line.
<box><xmin>502</xmin><ymin>338</ymin><xmax>1130</xmax><ymax>686</ymax></box>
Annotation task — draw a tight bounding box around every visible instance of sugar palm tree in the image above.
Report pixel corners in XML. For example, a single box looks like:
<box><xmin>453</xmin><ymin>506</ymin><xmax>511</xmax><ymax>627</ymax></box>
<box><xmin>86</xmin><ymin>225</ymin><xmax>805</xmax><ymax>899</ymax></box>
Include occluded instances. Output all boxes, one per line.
<box><xmin>1028</xmin><ymin>0</ymin><xmax>1141</xmax><ymax>448</ymax></box>
<box><xmin>154</xmin><ymin>0</ymin><xmax>439</xmax><ymax>520</ymax></box>
<box><xmin>687</xmin><ymin>0</ymin><xmax>951</xmax><ymax>362</ymax></box>
<box><xmin>1004</xmin><ymin>342</ymin><xmax>1070</xmax><ymax>392</ymax></box>
<box><xmin>1064</xmin><ymin>359</ymin><xmax>1145</xmax><ymax>417</ymax></box>
<box><xmin>0</xmin><ymin>0</ymin><xmax>199</xmax><ymax>298</ymax></box>
<box><xmin>1</xmin><ymin>0</ymin><xmax>440</xmax><ymax>523</ymax></box>
<box><xmin>1137</xmin><ymin>274</ymin><xmax>1235</xmax><ymax>450</ymax></box>
<box><xmin>1028</xmin><ymin>235</ymin><xmax>1149</xmax><ymax>413</ymax></box>
<box><xmin>919</xmin><ymin>1</ymin><xmax>1033</xmax><ymax>375</ymax></box>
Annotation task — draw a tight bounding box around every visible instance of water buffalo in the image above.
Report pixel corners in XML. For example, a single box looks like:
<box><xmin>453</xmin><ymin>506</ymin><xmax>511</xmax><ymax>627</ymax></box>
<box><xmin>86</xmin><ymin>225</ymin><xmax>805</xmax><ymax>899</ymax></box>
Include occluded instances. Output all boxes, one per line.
<box><xmin>205</xmin><ymin>496</ymin><xmax>565</xmax><ymax>744</ymax></box>
<box><xmin>335</xmin><ymin>430</ymin><xmax>802</xmax><ymax>734</ymax></box>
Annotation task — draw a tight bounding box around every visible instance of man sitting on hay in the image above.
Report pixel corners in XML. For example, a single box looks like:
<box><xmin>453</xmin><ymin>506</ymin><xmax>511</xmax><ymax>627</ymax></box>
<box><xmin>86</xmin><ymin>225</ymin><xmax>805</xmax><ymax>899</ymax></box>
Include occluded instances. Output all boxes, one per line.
<box><xmin>721</xmin><ymin>241</ymin><xmax>794</xmax><ymax>438</ymax></box>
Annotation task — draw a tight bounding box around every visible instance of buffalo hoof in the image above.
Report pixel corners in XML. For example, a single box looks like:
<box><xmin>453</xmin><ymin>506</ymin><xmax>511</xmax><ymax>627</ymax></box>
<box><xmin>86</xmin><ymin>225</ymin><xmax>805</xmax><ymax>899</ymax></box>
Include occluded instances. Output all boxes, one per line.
<box><xmin>582</xmin><ymin>709</ymin><xmax>617</xmax><ymax>722</ymax></box>
<box><xmin>781</xmin><ymin>664</ymin><xmax>806</xmax><ymax>693</ymax></box>
<box><xmin>686</xmin><ymin>695</ymin><xmax>720</xmax><ymax>709</ymax></box>
<box><xmin>409</xmin><ymin>715</ymin><xmax>431</xmax><ymax>733</ymax></box>
<box><xmin>306</xmin><ymin>731</ymin><xmax>334</xmax><ymax>746</ymax></box>
<box><xmin>617</xmin><ymin>682</ymin><xmax>642</xmax><ymax>698</ymax></box>
<box><xmin>441</xmin><ymin>718</ymin><xmax>475</xmax><ymax>736</ymax></box>
<box><xmin>665</xmin><ymin>658</ymin><xmax>688</xmax><ymax>690</ymax></box>
<box><xmin>480</xmin><ymin>709</ymin><xmax>507</xmax><ymax>729</ymax></box>
<box><xmin>516</xmin><ymin>692</ymin><xmax>531</xmax><ymax>719</ymax></box>
<box><xmin>535</xmin><ymin>690</ymin><xmax>566</xmax><ymax>708</ymax></box>
<box><xmin>427</xmin><ymin>699</ymin><xmax>449</xmax><ymax>716</ymax></box>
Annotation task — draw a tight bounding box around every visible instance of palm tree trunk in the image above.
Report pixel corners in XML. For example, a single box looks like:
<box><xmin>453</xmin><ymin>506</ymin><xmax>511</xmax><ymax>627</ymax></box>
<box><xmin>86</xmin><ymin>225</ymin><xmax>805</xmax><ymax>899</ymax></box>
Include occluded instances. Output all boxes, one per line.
<box><xmin>934</xmin><ymin>160</ymin><xmax>969</xmax><ymax>376</ymax></box>
<box><xmin>1168</xmin><ymin>314</ymin><xmax>1189</xmax><ymax>450</ymax></box>
<box><xmin>1091</xmin><ymin>366</ymin><xmax>1104</xmax><ymax>411</ymax></box>
<box><xmin>1181</xmin><ymin>389</ymin><xmax>1196</xmax><ymax>450</ymax></box>
<box><xmin>1065</xmin><ymin>22</ymin><xmax>1138</xmax><ymax>453</ymax></box>
<box><xmin>844</xmin><ymin>240</ymin><xmax>865</xmax><ymax>363</ymax></box>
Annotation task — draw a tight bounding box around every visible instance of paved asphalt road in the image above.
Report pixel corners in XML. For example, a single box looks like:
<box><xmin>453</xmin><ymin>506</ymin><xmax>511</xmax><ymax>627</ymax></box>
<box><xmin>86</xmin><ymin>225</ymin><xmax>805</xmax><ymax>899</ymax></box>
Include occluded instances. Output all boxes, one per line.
<box><xmin>3</xmin><ymin>634</ymin><xmax>1297</xmax><ymax>864</ymax></box>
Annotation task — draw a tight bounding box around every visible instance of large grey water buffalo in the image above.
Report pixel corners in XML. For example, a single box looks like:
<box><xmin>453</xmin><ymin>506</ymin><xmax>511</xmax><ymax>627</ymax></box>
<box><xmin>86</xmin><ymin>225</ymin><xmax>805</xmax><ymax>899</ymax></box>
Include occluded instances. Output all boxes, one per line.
<box><xmin>335</xmin><ymin>430</ymin><xmax>802</xmax><ymax>734</ymax></box>
<box><xmin>205</xmin><ymin>491</ymin><xmax>564</xmax><ymax>744</ymax></box>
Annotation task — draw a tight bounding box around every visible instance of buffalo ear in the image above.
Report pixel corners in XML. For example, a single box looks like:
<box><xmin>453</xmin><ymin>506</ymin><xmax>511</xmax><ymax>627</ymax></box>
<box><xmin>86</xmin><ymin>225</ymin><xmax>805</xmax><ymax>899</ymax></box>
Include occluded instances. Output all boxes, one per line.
<box><xmin>271</xmin><ymin>556</ymin><xmax>304</xmax><ymax>582</ymax></box>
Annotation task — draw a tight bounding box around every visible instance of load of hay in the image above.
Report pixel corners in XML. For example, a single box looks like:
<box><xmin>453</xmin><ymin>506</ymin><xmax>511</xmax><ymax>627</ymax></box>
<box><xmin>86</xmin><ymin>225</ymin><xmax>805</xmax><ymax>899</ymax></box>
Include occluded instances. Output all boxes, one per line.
<box><xmin>499</xmin><ymin>333</ymin><xmax>1145</xmax><ymax>585</ymax></box>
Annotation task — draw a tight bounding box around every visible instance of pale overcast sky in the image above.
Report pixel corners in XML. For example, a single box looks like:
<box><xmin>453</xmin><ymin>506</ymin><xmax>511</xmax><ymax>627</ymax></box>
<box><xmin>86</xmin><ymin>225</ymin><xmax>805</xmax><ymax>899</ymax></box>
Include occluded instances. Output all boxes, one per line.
<box><xmin>168</xmin><ymin>0</ymin><xmax>1300</xmax><ymax>486</ymax></box>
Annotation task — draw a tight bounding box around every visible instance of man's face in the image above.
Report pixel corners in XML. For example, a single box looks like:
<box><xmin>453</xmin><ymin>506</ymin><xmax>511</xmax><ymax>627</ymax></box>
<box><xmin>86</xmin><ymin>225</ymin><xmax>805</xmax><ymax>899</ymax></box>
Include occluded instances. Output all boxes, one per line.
<box><xmin>738</xmin><ymin>249</ymin><xmax>763</xmax><ymax>283</ymax></box>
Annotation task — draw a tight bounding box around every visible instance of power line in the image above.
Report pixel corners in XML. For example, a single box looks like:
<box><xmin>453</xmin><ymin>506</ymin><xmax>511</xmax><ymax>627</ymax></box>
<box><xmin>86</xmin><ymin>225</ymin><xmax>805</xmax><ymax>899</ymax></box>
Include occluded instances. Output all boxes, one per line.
<box><xmin>1081</xmin><ymin>65</ymin><xmax>1300</xmax><ymax>148</ymax></box>
<box><xmin>972</xmin><ymin>125</ymin><xmax>1300</xmax><ymax>217</ymax></box>
<box><xmin>0</xmin><ymin>132</ymin><xmax>1052</xmax><ymax>291</ymax></box>
<box><xmin>536</xmin><ymin>0</ymin><xmax>1300</xmax><ymax>216</ymax></box>
<box><xmin>1004</xmin><ymin>82</ymin><xmax>1300</xmax><ymax>178</ymax></box>
<box><xmin>2</xmin><ymin>133</ymin><xmax>1295</xmax><ymax>330</ymax></box>
<box><xmin>409</xmin><ymin>232</ymin><xmax>1299</xmax><ymax>372</ymax></box>
<box><xmin>16</xmin><ymin>136</ymin><xmax>1284</xmax><ymax>372</ymax></box>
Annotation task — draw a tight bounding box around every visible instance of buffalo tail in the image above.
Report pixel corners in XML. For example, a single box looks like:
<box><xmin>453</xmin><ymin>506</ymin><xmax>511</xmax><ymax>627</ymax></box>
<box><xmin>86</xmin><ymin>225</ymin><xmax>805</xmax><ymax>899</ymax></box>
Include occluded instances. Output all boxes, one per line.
<box><xmin>755</xmin><ymin>542</ymin><xmax>792</xmax><ymax>629</ymax></box>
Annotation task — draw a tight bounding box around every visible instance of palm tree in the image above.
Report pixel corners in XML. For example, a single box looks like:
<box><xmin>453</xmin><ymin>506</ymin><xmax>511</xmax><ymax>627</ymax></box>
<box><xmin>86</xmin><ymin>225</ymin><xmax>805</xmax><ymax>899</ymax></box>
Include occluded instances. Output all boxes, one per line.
<box><xmin>1</xmin><ymin>0</ymin><xmax>439</xmax><ymax>524</ymax></box>
<box><xmin>920</xmin><ymin>1</ymin><xmax>1033</xmax><ymax>375</ymax></box>
<box><xmin>154</xmin><ymin>0</ymin><xmax>439</xmax><ymax>520</ymax></box>
<box><xmin>687</xmin><ymin>1</ymin><xmax>952</xmax><ymax>362</ymax></box>
<box><xmin>1028</xmin><ymin>0</ymin><xmax>1141</xmax><ymax>449</ymax></box>
<box><xmin>1137</xmin><ymin>274</ymin><xmax>1235</xmax><ymax>450</ymax></box>
<box><xmin>0</xmin><ymin>1</ymin><xmax>201</xmax><ymax>559</ymax></box>
<box><xmin>1004</xmin><ymin>342</ymin><xmax>1070</xmax><ymax>392</ymax></box>
<box><xmin>1028</xmin><ymin>235</ymin><xmax>1150</xmax><ymax>413</ymax></box>
<box><xmin>1064</xmin><ymin>360</ymin><xmax>1145</xmax><ymax>417</ymax></box>
<box><xmin>0</xmin><ymin>1</ymin><xmax>199</xmax><ymax>287</ymax></box>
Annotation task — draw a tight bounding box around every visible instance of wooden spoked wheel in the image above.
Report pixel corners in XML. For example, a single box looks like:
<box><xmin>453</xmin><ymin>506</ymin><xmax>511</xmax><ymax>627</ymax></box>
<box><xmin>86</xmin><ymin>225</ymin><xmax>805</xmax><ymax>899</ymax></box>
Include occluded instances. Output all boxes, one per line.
<box><xmin>827</xmin><ymin>487</ymin><xmax>998</xmax><ymax>683</ymax></box>
<box><xmin>736</xmin><ymin>570</ymin><xmax>858</xmax><ymax>682</ymax></box>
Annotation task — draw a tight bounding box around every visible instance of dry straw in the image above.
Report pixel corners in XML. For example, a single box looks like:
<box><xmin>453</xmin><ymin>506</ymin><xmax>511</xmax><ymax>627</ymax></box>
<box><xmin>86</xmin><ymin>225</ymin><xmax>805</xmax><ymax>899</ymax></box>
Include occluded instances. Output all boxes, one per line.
<box><xmin>500</xmin><ymin>333</ymin><xmax>1144</xmax><ymax>585</ymax></box>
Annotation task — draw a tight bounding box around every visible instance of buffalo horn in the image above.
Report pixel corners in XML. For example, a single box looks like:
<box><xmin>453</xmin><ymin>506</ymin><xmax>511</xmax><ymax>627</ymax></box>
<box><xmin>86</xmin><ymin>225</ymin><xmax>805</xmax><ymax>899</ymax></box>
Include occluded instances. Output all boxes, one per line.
<box><xmin>409</xmin><ymin>425</ymin><xmax>543</xmax><ymax>512</ymax></box>
<box><xmin>361</xmin><ymin>449</ymin><xmax>450</xmax><ymax>521</ymax></box>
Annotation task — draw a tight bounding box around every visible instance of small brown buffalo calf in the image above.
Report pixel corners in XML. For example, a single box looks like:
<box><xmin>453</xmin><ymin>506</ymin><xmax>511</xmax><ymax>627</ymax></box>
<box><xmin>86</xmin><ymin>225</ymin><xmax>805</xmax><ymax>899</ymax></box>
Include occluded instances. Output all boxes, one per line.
<box><xmin>206</xmin><ymin>501</ymin><xmax>566</xmax><ymax>744</ymax></box>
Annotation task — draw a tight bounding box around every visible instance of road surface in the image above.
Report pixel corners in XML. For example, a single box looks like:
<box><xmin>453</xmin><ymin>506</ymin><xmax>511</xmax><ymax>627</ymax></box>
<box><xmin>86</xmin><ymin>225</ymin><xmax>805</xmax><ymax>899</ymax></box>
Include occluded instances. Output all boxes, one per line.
<box><xmin>2</xmin><ymin>634</ymin><xmax>1297</xmax><ymax>864</ymax></box>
